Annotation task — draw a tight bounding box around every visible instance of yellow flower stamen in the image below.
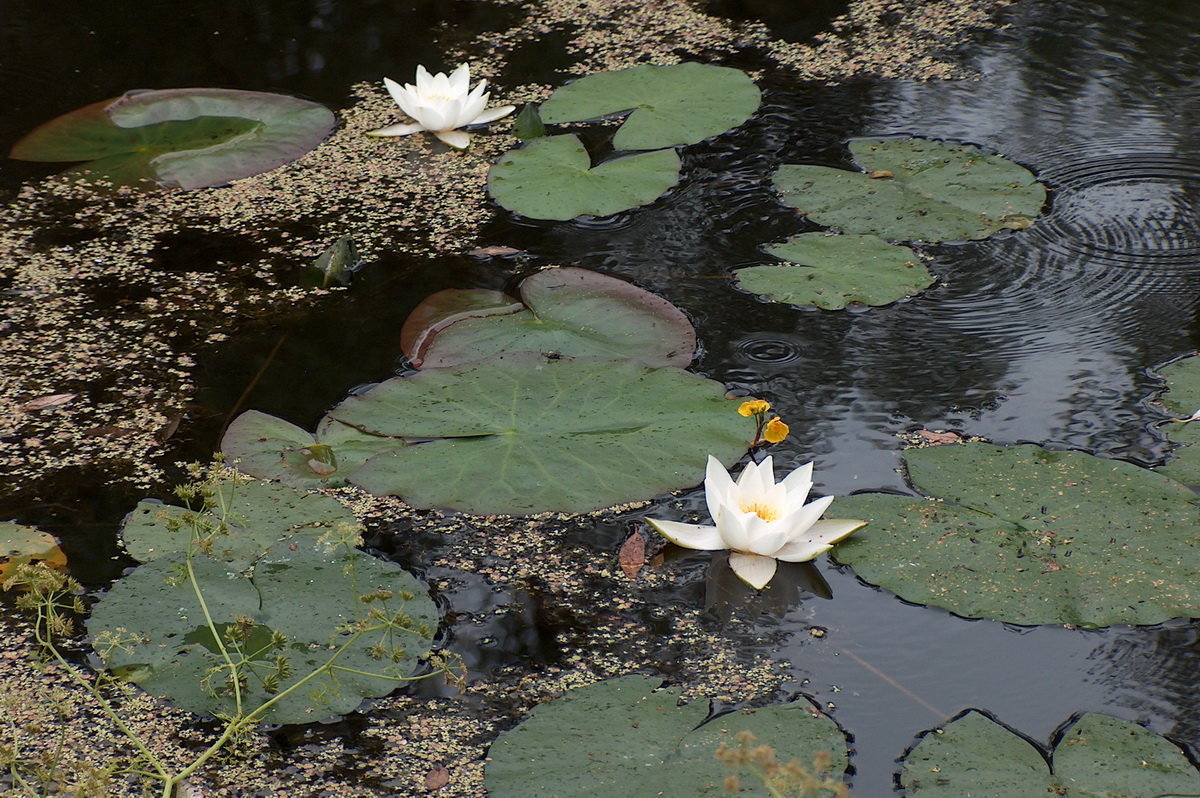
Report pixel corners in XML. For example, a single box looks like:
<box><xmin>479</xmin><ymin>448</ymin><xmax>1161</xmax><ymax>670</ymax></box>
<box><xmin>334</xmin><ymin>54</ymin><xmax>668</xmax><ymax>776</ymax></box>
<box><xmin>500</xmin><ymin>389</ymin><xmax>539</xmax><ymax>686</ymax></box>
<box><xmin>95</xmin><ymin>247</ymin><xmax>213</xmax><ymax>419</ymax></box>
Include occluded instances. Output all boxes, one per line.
<box><xmin>738</xmin><ymin>399</ymin><xmax>771</xmax><ymax>417</ymax></box>
<box><xmin>763</xmin><ymin>417</ymin><xmax>789</xmax><ymax>443</ymax></box>
<box><xmin>740</xmin><ymin>501</ymin><xmax>781</xmax><ymax>522</ymax></box>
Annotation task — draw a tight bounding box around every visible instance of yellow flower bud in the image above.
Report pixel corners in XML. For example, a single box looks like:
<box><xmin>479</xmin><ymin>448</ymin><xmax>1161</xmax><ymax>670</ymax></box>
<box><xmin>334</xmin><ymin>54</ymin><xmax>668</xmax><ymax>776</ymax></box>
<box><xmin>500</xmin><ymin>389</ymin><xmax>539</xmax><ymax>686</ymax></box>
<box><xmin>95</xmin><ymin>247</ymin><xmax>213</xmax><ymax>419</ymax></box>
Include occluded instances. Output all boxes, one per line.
<box><xmin>763</xmin><ymin>417</ymin><xmax>789</xmax><ymax>443</ymax></box>
<box><xmin>737</xmin><ymin>399</ymin><xmax>771</xmax><ymax>417</ymax></box>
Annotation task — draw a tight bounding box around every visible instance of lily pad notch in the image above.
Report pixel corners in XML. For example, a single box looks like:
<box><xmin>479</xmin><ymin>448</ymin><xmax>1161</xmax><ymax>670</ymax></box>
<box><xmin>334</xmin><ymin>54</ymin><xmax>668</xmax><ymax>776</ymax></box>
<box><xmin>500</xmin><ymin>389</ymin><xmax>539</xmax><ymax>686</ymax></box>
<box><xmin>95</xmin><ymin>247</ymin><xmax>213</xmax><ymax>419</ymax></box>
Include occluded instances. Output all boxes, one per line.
<box><xmin>10</xmin><ymin>88</ymin><xmax>336</xmax><ymax>189</ymax></box>
<box><xmin>489</xmin><ymin>63</ymin><xmax>761</xmax><ymax>220</ymax></box>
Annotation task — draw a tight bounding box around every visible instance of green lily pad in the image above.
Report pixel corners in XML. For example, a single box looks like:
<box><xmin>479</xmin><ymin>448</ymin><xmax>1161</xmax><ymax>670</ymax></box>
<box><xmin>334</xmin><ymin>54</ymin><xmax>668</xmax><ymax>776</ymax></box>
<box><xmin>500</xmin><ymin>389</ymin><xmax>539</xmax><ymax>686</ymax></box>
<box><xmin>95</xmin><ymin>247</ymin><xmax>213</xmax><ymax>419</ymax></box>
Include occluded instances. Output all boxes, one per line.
<box><xmin>734</xmin><ymin>233</ymin><xmax>933</xmax><ymax>310</ymax></box>
<box><xmin>329</xmin><ymin>352</ymin><xmax>750</xmax><ymax>515</ymax></box>
<box><xmin>833</xmin><ymin>442</ymin><xmax>1200</xmax><ymax>627</ymax></box>
<box><xmin>1158</xmin><ymin>420</ymin><xmax>1200</xmax><ymax>486</ymax></box>
<box><xmin>87</xmin><ymin>534</ymin><xmax>437</xmax><ymax>725</ymax></box>
<box><xmin>10</xmin><ymin>88</ymin><xmax>336</xmax><ymax>189</ymax></box>
<box><xmin>538</xmin><ymin>62</ymin><xmax>761</xmax><ymax>150</ymax></box>
<box><xmin>773</xmin><ymin>137</ymin><xmax>1045</xmax><ymax>242</ymax></box>
<box><xmin>485</xmin><ymin>675</ymin><xmax>847</xmax><ymax>797</ymax></box>
<box><xmin>488</xmin><ymin>134</ymin><xmax>680</xmax><ymax>220</ymax></box>
<box><xmin>120</xmin><ymin>476</ymin><xmax>359</xmax><ymax>568</ymax></box>
<box><xmin>402</xmin><ymin>268</ymin><xmax>696</xmax><ymax>368</ymax></box>
<box><xmin>1157</xmin><ymin>356</ymin><xmax>1200</xmax><ymax>416</ymax></box>
<box><xmin>220</xmin><ymin>410</ymin><xmax>404</xmax><ymax>489</ymax></box>
<box><xmin>902</xmin><ymin>710</ymin><xmax>1200</xmax><ymax>796</ymax></box>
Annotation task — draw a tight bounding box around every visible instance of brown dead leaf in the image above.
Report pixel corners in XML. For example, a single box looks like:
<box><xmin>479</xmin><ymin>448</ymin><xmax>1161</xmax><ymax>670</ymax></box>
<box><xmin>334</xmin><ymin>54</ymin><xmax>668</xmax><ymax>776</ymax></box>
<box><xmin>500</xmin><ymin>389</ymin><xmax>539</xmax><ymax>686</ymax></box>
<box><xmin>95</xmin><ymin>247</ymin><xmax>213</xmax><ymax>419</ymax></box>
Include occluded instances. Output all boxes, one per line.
<box><xmin>424</xmin><ymin>767</ymin><xmax>450</xmax><ymax>791</ymax></box>
<box><xmin>155</xmin><ymin>411</ymin><xmax>183</xmax><ymax>443</ymax></box>
<box><xmin>20</xmin><ymin>393</ymin><xmax>76</xmax><ymax>411</ymax></box>
<box><xmin>468</xmin><ymin>245</ymin><xmax>525</xmax><ymax>258</ymax></box>
<box><xmin>915</xmin><ymin>429</ymin><xmax>963</xmax><ymax>444</ymax></box>
<box><xmin>867</xmin><ymin>169</ymin><xmax>894</xmax><ymax>179</ymax></box>
<box><xmin>619</xmin><ymin>531</ymin><xmax>647</xmax><ymax>580</ymax></box>
<box><xmin>83</xmin><ymin>425</ymin><xmax>140</xmax><ymax>438</ymax></box>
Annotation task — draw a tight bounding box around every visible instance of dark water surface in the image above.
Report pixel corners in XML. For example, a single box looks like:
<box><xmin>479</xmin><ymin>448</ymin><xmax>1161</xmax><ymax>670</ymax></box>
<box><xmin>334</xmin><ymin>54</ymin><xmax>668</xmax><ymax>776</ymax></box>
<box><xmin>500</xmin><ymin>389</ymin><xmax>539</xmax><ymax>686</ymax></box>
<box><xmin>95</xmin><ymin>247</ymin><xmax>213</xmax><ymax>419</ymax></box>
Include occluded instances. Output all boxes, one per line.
<box><xmin>6</xmin><ymin>0</ymin><xmax>1200</xmax><ymax>795</ymax></box>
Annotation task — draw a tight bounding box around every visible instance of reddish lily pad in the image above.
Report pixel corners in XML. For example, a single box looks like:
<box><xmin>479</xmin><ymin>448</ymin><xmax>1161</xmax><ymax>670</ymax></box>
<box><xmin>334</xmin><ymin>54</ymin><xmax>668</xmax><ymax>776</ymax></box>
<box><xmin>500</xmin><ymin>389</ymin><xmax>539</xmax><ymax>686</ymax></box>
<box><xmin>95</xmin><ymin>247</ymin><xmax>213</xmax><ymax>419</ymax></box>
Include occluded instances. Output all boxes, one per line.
<box><xmin>402</xmin><ymin>268</ymin><xmax>697</xmax><ymax>368</ymax></box>
<box><xmin>10</xmin><ymin>88</ymin><xmax>335</xmax><ymax>189</ymax></box>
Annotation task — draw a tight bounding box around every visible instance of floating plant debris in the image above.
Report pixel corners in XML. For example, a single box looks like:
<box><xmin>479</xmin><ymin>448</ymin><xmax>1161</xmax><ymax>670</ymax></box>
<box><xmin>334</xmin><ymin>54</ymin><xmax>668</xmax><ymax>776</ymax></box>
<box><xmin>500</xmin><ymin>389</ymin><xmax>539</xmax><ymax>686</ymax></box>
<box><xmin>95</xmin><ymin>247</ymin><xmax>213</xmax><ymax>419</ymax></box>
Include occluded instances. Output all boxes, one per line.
<box><xmin>401</xmin><ymin>267</ymin><xmax>697</xmax><ymax>368</ymax></box>
<box><xmin>902</xmin><ymin>711</ymin><xmax>1200</xmax><ymax>796</ymax></box>
<box><xmin>734</xmin><ymin>233</ymin><xmax>933</xmax><ymax>309</ymax></box>
<box><xmin>773</xmin><ymin>136</ymin><xmax>1046</xmax><ymax>242</ymax></box>
<box><xmin>9</xmin><ymin>88</ymin><xmax>336</xmax><ymax>189</ymax></box>
<box><xmin>303</xmin><ymin>235</ymin><xmax>361</xmax><ymax>288</ymax></box>
<box><xmin>537</xmin><ymin>62</ymin><xmax>761</xmax><ymax>150</ymax></box>
<box><xmin>834</xmin><ymin>442</ymin><xmax>1200</xmax><ymax>627</ymax></box>
<box><xmin>488</xmin><ymin>134</ymin><xmax>680</xmax><ymax>220</ymax></box>
<box><xmin>485</xmin><ymin>675</ymin><xmax>847</xmax><ymax>797</ymax></box>
<box><xmin>89</xmin><ymin>477</ymin><xmax>436</xmax><ymax>724</ymax></box>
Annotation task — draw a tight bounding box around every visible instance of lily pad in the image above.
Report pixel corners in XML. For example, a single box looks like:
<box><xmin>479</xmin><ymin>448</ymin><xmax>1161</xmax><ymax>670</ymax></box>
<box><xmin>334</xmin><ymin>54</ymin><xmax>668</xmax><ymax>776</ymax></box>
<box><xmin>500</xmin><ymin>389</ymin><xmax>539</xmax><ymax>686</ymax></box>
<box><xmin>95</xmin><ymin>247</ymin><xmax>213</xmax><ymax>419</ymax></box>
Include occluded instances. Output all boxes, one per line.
<box><xmin>402</xmin><ymin>268</ymin><xmax>697</xmax><ymax>368</ymax></box>
<box><xmin>10</xmin><ymin>88</ymin><xmax>336</xmax><ymax>189</ymax></box>
<box><xmin>1157</xmin><ymin>356</ymin><xmax>1200</xmax><ymax>416</ymax></box>
<box><xmin>485</xmin><ymin>675</ymin><xmax>847</xmax><ymax>797</ymax></box>
<box><xmin>220</xmin><ymin>410</ymin><xmax>404</xmax><ymax>489</ymax></box>
<box><xmin>329</xmin><ymin>352</ymin><xmax>750</xmax><ymax>515</ymax></box>
<box><xmin>488</xmin><ymin>134</ymin><xmax>680</xmax><ymax>220</ymax></box>
<box><xmin>0</xmin><ymin>523</ymin><xmax>67</xmax><ymax>580</ymax></box>
<box><xmin>87</xmin><ymin>535</ymin><xmax>437</xmax><ymax>725</ymax></box>
<box><xmin>902</xmin><ymin>710</ymin><xmax>1200</xmax><ymax>796</ymax></box>
<box><xmin>833</xmin><ymin>442</ymin><xmax>1200</xmax><ymax>626</ymax></box>
<box><xmin>120</xmin><ymin>476</ymin><xmax>359</xmax><ymax>568</ymax></box>
<box><xmin>734</xmin><ymin>234</ymin><xmax>933</xmax><ymax>310</ymax></box>
<box><xmin>538</xmin><ymin>62</ymin><xmax>761</xmax><ymax>150</ymax></box>
<box><xmin>773</xmin><ymin>137</ymin><xmax>1045</xmax><ymax>242</ymax></box>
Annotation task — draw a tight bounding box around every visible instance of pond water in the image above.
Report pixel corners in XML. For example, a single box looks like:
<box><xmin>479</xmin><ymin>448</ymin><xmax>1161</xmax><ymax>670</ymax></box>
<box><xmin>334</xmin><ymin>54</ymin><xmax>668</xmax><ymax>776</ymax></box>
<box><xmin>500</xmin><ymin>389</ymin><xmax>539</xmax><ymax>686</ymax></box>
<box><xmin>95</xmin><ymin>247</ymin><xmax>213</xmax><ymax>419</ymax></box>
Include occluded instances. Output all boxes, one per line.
<box><xmin>6</xmin><ymin>0</ymin><xmax>1200</xmax><ymax>795</ymax></box>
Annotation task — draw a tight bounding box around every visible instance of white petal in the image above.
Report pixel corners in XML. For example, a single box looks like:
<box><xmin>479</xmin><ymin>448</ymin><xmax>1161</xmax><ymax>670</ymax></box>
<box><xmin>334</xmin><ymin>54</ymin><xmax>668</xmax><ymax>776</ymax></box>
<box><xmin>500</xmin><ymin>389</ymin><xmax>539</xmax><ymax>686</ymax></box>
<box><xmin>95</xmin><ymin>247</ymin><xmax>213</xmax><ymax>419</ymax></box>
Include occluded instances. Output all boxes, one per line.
<box><xmin>787</xmin><ymin>494</ymin><xmax>835</xmax><ymax>536</ymax></box>
<box><xmin>646</xmin><ymin>519</ymin><xmax>726</xmax><ymax>550</ymax></box>
<box><xmin>781</xmin><ymin>461</ymin><xmax>814</xmax><ymax>494</ymax></box>
<box><xmin>783</xmin><ymin>480</ymin><xmax>815</xmax><ymax>515</ymax></box>
<box><xmin>774</xmin><ymin>519</ymin><xmax>866</xmax><ymax>562</ymax></box>
<box><xmin>414</xmin><ymin>65</ymin><xmax>434</xmax><ymax>93</ymax></box>
<box><xmin>470</xmin><ymin>104</ymin><xmax>516</xmax><ymax>125</ymax></box>
<box><xmin>449</xmin><ymin>64</ymin><xmax>471</xmax><ymax>94</ymax></box>
<box><xmin>433</xmin><ymin>129</ymin><xmax>471</xmax><ymax>149</ymax></box>
<box><xmin>457</xmin><ymin>88</ymin><xmax>488</xmax><ymax>128</ymax></box>
<box><xmin>705</xmin><ymin>455</ymin><xmax>735</xmax><ymax>523</ymax></box>
<box><xmin>771</xmin><ymin>539</ymin><xmax>832</xmax><ymax>563</ymax></box>
<box><xmin>715</xmin><ymin>506</ymin><xmax>754</xmax><ymax>551</ymax></box>
<box><xmin>737</xmin><ymin>455</ymin><xmax>772</xmax><ymax>495</ymax></box>
<box><xmin>384</xmin><ymin>77</ymin><xmax>410</xmax><ymax>108</ymax></box>
<box><xmin>366</xmin><ymin>122</ymin><xmax>426</xmax><ymax>137</ymax></box>
<box><xmin>416</xmin><ymin>103</ymin><xmax>451</xmax><ymax>133</ymax></box>
<box><xmin>739</xmin><ymin>513</ymin><xmax>791</xmax><ymax>556</ymax></box>
<box><xmin>728</xmin><ymin>552</ymin><xmax>777</xmax><ymax>589</ymax></box>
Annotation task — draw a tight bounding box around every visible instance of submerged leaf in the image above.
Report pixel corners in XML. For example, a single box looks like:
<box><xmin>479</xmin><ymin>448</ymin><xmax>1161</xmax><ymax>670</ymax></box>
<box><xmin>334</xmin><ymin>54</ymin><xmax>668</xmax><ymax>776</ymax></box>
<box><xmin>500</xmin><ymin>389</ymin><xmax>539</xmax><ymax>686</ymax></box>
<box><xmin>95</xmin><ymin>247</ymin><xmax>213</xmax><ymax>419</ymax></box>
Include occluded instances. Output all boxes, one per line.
<box><xmin>304</xmin><ymin>235</ymin><xmax>361</xmax><ymax>288</ymax></box>
<box><xmin>0</xmin><ymin>523</ymin><xmax>67</xmax><ymax>580</ymax></box>
<box><xmin>10</xmin><ymin>88</ymin><xmax>335</xmax><ymax>189</ymax></box>
<box><xmin>220</xmin><ymin>410</ymin><xmax>404</xmax><ymax>489</ymax></box>
<box><xmin>773</xmin><ymin>136</ymin><xmax>1045</xmax><ymax>242</ymax></box>
<box><xmin>330</xmin><ymin>352</ymin><xmax>749</xmax><ymax>515</ymax></box>
<box><xmin>902</xmin><ymin>711</ymin><xmax>1200</xmax><ymax>796</ymax></box>
<box><xmin>488</xmin><ymin>134</ymin><xmax>679</xmax><ymax>220</ymax></box>
<box><xmin>486</xmin><ymin>676</ymin><xmax>847</xmax><ymax>797</ymax></box>
<box><xmin>404</xmin><ymin>268</ymin><xmax>696</xmax><ymax>368</ymax></box>
<box><xmin>539</xmin><ymin>63</ymin><xmax>761</xmax><ymax>150</ymax></box>
<box><xmin>512</xmin><ymin>103</ymin><xmax>547</xmax><ymax>140</ymax></box>
<box><xmin>735</xmin><ymin>233</ymin><xmax>934</xmax><ymax>310</ymax></box>
<box><xmin>834</xmin><ymin>442</ymin><xmax>1200</xmax><ymax>626</ymax></box>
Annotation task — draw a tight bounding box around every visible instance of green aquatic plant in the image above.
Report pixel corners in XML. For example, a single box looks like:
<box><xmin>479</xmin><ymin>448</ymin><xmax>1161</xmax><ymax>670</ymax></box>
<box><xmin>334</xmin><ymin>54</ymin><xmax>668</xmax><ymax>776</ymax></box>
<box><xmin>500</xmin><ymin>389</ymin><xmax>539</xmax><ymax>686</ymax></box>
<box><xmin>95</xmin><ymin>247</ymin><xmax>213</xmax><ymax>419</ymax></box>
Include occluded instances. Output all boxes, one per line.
<box><xmin>773</xmin><ymin>136</ymin><xmax>1045</xmax><ymax>242</ymax></box>
<box><xmin>734</xmin><ymin>233</ymin><xmax>934</xmax><ymax>310</ymax></box>
<box><xmin>9</xmin><ymin>88</ymin><xmax>336</xmax><ymax>189</ymax></box>
<box><xmin>1152</xmin><ymin>354</ymin><xmax>1200</xmax><ymax>486</ymax></box>
<box><xmin>485</xmin><ymin>675</ymin><xmax>848</xmax><ymax>797</ymax></box>
<box><xmin>538</xmin><ymin>62</ymin><xmax>761</xmax><ymax>150</ymax></box>
<box><xmin>488</xmin><ymin>134</ymin><xmax>680</xmax><ymax>219</ymax></box>
<box><xmin>901</xmin><ymin>710</ymin><xmax>1200</xmax><ymax>796</ymax></box>
<box><xmin>1</xmin><ymin>475</ymin><xmax>452</xmax><ymax>798</ymax></box>
<box><xmin>834</xmin><ymin>442</ymin><xmax>1200</xmax><ymax>627</ymax></box>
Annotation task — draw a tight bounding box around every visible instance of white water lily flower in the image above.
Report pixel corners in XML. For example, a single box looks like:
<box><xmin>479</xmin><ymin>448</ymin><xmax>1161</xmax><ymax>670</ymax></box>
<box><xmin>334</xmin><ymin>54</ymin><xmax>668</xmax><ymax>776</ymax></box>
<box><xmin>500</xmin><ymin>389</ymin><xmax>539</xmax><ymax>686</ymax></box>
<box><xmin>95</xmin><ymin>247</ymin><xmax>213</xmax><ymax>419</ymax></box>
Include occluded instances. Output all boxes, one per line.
<box><xmin>647</xmin><ymin>456</ymin><xmax>867</xmax><ymax>590</ymax></box>
<box><xmin>368</xmin><ymin>64</ymin><xmax>515</xmax><ymax>149</ymax></box>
